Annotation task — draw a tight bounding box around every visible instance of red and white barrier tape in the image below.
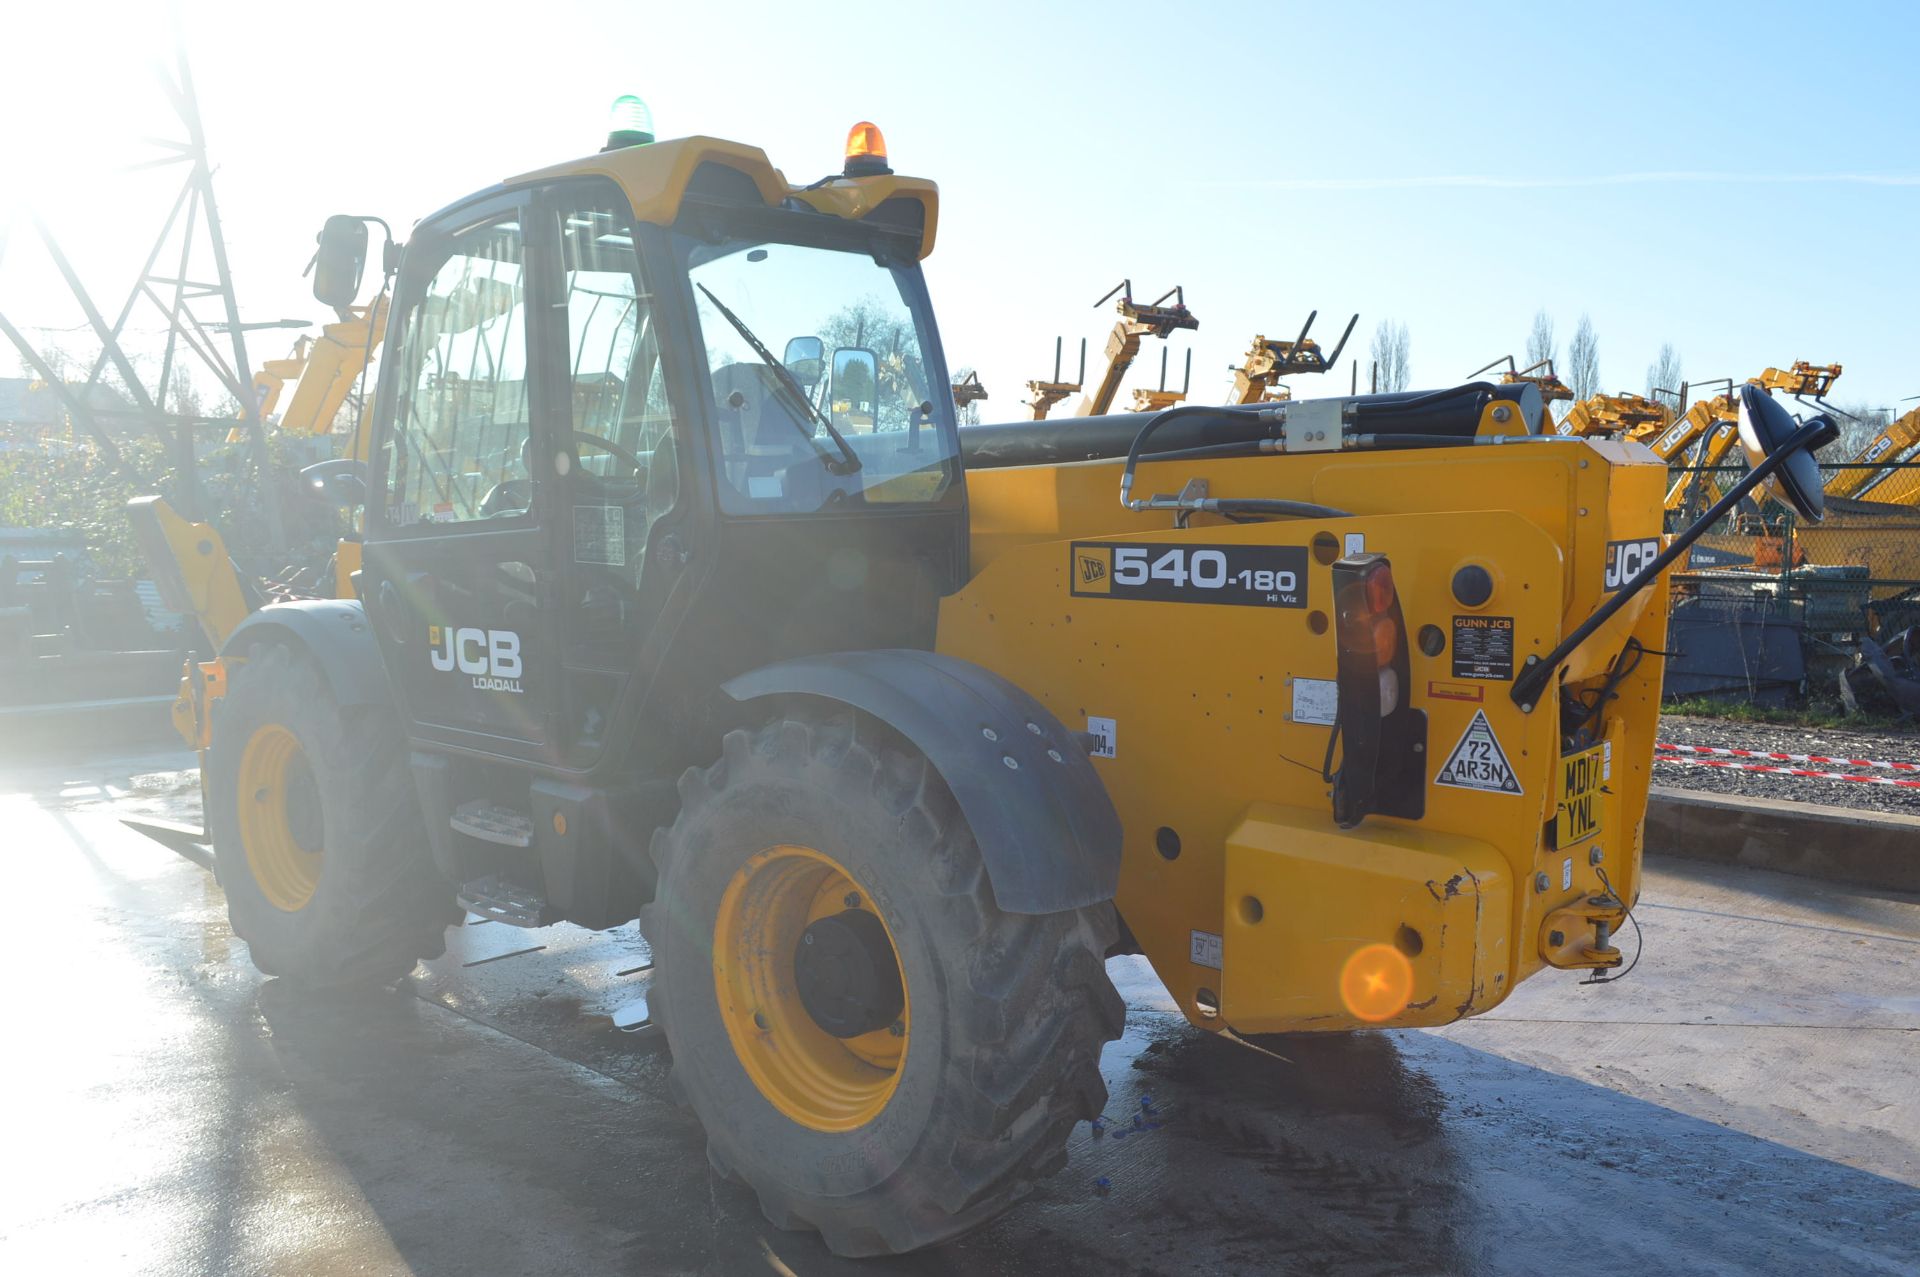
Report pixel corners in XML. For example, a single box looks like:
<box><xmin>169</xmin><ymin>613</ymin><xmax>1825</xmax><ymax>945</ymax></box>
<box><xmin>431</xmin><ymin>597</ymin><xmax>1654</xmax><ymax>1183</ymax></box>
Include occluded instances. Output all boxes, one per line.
<box><xmin>1656</xmin><ymin>741</ymin><xmax>1920</xmax><ymax>774</ymax></box>
<box><xmin>1655</xmin><ymin>755</ymin><xmax>1920</xmax><ymax>789</ymax></box>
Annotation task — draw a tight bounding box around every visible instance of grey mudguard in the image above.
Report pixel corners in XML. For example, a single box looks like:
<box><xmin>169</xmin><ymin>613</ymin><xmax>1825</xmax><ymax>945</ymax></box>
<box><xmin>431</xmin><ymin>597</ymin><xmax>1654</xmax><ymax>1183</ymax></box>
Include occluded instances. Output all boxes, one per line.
<box><xmin>222</xmin><ymin>600</ymin><xmax>390</xmax><ymax>706</ymax></box>
<box><xmin>724</xmin><ymin>649</ymin><xmax>1122</xmax><ymax>914</ymax></box>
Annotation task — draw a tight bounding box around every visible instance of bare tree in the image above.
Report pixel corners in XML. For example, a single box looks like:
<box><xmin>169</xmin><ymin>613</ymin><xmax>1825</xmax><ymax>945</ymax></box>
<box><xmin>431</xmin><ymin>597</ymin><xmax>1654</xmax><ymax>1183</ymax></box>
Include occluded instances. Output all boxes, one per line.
<box><xmin>1829</xmin><ymin>401</ymin><xmax>1893</xmax><ymax>459</ymax></box>
<box><xmin>1566</xmin><ymin>314</ymin><xmax>1600</xmax><ymax>402</ymax></box>
<box><xmin>168</xmin><ymin>366</ymin><xmax>204</xmax><ymax>421</ymax></box>
<box><xmin>1370</xmin><ymin>320</ymin><xmax>1410</xmax><ymax>393</ymax></box>
<box><xmin>1646</xmin><ymin>342</ymin><xmax>1684</xmax><ymax>410</ymax></box>
<box><xmin>1526</xmin><ymin>310</ymin><xmax>1557</xmax><ymax>371</ymax></box>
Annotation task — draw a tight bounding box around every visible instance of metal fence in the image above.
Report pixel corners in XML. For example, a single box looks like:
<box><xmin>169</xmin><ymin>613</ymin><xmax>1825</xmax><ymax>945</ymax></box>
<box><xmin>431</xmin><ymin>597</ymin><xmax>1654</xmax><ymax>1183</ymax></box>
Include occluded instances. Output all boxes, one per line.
<box><xmin>1666</xmin><ymin>458</ymin><xmax>1920</xmax><ymax>632</ymax></box>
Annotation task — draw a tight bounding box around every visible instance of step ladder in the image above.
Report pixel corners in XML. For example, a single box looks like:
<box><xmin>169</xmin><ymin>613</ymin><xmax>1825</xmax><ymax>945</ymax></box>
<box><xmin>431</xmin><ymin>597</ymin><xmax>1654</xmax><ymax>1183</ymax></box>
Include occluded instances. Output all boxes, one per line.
<box><xmin>456</xmin><ymin>873</ymin><xmax>549</xmax><ymax>928</ymax></box>
<box><xmin>450</xmin><ymin>800</ymin><xmax>546</xmax><ymax>926</ymax></box>
<box><xmin>451</xmin><ymin>799</ymin><xmax>534</xmax><ymax>847</ymax></box>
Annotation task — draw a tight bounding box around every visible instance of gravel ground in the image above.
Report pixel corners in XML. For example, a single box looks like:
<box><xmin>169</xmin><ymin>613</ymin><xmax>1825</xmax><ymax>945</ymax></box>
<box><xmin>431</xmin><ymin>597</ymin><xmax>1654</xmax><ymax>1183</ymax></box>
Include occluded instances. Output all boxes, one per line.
<box><xmin>1653</xmin><ymin>714</ymin><xmax>1920</xmax><ymax>815</ymax></box>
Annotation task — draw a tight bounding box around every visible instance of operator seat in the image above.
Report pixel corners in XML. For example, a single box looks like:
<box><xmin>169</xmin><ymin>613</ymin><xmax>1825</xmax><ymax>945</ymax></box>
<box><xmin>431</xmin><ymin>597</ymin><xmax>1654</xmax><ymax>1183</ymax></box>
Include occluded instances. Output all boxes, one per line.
<box><xmin>711</xmin><ymin>361</ymin><xmax>819</xmax><ymax>503</ymax></box>
<box><xmin>645</xmin><ymin>430</ymin><xmax>676</xmax><ymax>534</ymax></box>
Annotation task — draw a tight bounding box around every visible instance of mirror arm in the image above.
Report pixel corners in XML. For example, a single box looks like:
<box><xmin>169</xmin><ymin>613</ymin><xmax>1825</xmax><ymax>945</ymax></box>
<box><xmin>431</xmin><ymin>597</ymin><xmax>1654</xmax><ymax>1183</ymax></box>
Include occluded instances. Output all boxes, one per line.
<box><xmin>1508</xmin><ymin>418</ymin><xmax>1831</xmax><ymax>713</ymax></box>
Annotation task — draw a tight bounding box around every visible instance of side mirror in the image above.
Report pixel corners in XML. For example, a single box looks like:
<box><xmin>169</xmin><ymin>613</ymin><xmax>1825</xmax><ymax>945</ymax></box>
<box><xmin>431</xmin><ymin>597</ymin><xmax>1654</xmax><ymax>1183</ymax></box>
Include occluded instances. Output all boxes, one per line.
<box><xmin>1736</xmin><ymin>383</ymin><xmax>1839</xmax><ymax>523</ymax></box>
<box><xmin>312</xmin><ymin>215</ymin><xmax>369</xmax><ymax>309</ymax></box>
<box><xmin>782</xmin><ymin>336</ymin><xmax>824</xmax><ymax>392</ymax></box>
<box><xmin>300</xmin><ymin>457</ymin><xmax>371</xmax><ymax>508</ymax></box>
<box><xmin>831</xmin><ymin>346</ymin><xmax>879</xmax><ymax>433</ymax></box>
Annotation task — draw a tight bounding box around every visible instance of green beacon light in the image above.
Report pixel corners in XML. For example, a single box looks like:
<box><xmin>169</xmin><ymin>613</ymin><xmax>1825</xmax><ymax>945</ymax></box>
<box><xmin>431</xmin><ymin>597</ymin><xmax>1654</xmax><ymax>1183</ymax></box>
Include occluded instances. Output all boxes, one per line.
<box><xmin>604</xmin><ymin>95</ymin><xmax>655</xmax><ymax>151</ymax></box>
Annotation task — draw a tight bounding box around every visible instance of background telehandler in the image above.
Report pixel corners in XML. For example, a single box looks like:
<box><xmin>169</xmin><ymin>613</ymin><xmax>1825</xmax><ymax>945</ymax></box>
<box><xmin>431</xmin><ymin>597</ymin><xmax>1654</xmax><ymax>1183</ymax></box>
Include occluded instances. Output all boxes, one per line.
<box><xmin>136</xmin><ymin>111</ymin><xmax>1839</xmax><ymax>1257</ymax></box>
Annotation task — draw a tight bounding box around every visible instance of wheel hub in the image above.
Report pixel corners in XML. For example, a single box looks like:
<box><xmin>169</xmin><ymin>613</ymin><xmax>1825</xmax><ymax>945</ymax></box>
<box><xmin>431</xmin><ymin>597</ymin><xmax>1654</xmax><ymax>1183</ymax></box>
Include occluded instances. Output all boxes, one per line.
<box><xmin>794</xmin><ymin>909</ymin><xmax>905</xmax><ymax>1038</ymax></box>
<box><xmin>713</xmin><ymin>845</ymin><xmax>910</xmax><ymax>1131</ymax></box>
<box><xmin>236</xmin><ymin>723</ymin><xmax>324</xmax><ymax>912</ymax></box>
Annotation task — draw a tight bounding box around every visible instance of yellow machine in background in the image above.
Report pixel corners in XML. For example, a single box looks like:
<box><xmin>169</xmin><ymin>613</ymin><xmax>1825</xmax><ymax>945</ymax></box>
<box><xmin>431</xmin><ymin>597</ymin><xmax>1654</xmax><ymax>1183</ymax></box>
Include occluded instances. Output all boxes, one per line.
<box><xmin>1661</xmin><ymin>363</ymin><xmax>1842</xmax><ymax>515</ymax></box>
<box><xmin>1556</xmin><ymin>389</ymin><xmax>1672</xmax><ymax>441</ymax></box>
<box><xmin>1229</xmin><ymin>311</ymin><xmax>1359</xmax><ymax>405</ymax></box>
<box><xmin>1024</xmin><ymin>284</ymin><xmax>1197</xmax><ymax>419</ymax></box>
<box><xmin>1075</xmin><ymin>280</ymin><xmax>1197</xmax><ymax>416</ymax></box>
<box><xmin>131</xmin><ymin>289</ymin><xmax>393</xmax><ymax>739</ymax></box>
<box><xmin>950</xmin><ymin>369</ymin><xmax>988</xmax><ymax>414</ymax></box>
<box><xmin>1831</xmin><ymin>401</ymin><xmax>1920</xmax><ymax>502</ymax></box>
<box><xmin>242</xmin><ymin>297</ymin><xmax>389</xmax><ymax>461</ymax></box>
<box><xmin>1471</xmin><ymin>355</ymin><xmax>1573</xmax><ymax>431</ymax></box>
<box><xmin>1024</xmin><ymin>335</ymin><xmax>1084</xmax><ymax>419</ymax></box>
<box><xmin>1128</xmin><ymin>345</ymin><xmax>1193</xmax><ymax>413</ymax></box>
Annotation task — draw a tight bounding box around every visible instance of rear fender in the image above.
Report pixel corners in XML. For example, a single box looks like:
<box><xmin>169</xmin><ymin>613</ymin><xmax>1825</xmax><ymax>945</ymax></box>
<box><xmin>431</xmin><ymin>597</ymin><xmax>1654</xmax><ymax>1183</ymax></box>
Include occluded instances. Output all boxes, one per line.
<box><xmin>724</xmin><ymin>650</ymin><xmax>1121</xmax><ymax>914</ymax></box>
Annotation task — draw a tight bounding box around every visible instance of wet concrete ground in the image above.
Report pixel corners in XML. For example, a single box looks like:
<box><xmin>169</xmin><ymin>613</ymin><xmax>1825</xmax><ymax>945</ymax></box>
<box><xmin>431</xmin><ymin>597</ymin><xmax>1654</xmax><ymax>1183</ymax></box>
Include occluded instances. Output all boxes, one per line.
<box><xmin>3</xmin><ymin>748</ymin><xmax>1916</xmax><ymax>1275</ymax></box>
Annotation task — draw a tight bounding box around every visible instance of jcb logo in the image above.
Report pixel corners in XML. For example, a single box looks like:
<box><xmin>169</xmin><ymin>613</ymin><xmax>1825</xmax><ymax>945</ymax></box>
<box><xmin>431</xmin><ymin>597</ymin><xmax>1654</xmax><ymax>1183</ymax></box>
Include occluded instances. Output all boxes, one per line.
<box><xmin>1075</xmin><ymin>548</ymin><xmax>1111</xmax><ymax>593</ymax></box>
<box><xmin>1603</xmin><ymin>538</ymin><xmax>1660</xmax><ymax>592</ymax></box>
<box><xmin>429</xmin><ymin>625</ymin><xmax>524</xmax><ymax>692</ymax></box>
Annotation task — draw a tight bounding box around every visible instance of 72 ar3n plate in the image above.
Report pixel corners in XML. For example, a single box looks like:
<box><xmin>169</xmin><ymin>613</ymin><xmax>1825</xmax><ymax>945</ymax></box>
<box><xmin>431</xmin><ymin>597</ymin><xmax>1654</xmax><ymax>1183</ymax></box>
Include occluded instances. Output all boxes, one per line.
<box><xmin>1071</xmin><ymin>542</ymin><xmax>1308</xmax><ymax>608</ymax></box>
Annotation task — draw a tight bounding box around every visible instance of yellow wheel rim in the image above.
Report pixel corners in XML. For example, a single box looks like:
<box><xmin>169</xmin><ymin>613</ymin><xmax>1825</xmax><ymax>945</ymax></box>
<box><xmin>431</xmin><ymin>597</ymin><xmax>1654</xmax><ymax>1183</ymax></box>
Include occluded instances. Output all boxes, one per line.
<box><xmin>713</xmin><ymin>845</ymin><xmax>909</xmax><ymax>1132</ymax></box>
<box><xmin>235</xmin><ymin>724</ymin><xmax>324</xmax><ymax>912</ymax></box>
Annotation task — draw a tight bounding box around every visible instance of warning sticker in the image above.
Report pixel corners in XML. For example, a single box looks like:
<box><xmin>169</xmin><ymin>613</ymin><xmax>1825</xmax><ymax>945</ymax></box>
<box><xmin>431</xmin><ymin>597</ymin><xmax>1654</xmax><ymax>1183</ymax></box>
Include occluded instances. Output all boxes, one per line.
<box><xmin>1190</xmin><ymin>930</ymin><xmax>1223</xmax><ymax>970</ymax></box>
<box><xmin>1434</xmin><ymin>709</ymin><xmax>1523</xmax><ymax>795</ymax></box>
<box><xmin>1291</xmin><ymin>677</ymin><xmax>1338</xmax><ymax>725</ymax></box>
<box><xmin>1451</xmin><ymin>615</ymin><xmax>1515</xmax><ymax>680</ymax></box>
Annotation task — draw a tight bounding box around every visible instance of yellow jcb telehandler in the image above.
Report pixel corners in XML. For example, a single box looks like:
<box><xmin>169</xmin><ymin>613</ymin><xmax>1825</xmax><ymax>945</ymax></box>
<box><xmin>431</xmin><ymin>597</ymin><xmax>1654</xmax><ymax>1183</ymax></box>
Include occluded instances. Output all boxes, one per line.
<box><xmin>136</xmin><ymin>107</ymin><xmax>1840</xmax><ymax>1256</ymax></box>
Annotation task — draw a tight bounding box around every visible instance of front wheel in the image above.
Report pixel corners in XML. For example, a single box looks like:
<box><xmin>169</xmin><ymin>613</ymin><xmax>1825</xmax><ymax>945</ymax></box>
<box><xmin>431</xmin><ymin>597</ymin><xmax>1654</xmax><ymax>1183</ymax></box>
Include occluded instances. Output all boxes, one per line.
<box><xmin>208</xmin><ymin>640</ymin><xmax>457</xmax><ymax>986</ymax></box>
<box><xmin>642</xmin><ymin>709</ymin><xmax>1124</xmax><ymax>1257</ymax></box>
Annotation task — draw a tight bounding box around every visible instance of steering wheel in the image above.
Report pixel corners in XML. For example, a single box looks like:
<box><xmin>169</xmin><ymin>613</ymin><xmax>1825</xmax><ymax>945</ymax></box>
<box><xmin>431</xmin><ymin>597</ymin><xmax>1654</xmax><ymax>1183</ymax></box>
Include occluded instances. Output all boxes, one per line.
<box><xmin>571</xmin><ymin>430</ymin><xmax>647</xmax><ymax>479</ymax></box>
<box><xmin>478</xmin><ymin>479</ymin><xmax>530</xmax><ymax>517</ymax></box>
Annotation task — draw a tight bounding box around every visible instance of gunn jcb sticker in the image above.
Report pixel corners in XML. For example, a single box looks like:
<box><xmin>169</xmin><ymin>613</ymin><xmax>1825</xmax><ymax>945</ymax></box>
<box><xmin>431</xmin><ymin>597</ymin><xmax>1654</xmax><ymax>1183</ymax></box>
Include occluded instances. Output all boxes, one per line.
<box><xmin>1451</xmin><ymin>615</ymin><xmax>1514</xmax><ymax>680</ymax></box>
<box><xmin>1070</xmin><ymin>542</ymin><xmax>1307</xmax><ymax>608</ymax></box>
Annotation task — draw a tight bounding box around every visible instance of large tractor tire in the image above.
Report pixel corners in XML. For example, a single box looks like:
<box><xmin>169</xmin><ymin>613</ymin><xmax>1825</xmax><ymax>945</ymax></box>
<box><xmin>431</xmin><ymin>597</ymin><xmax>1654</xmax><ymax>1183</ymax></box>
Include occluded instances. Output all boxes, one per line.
<box><xmin>207</xmin><ymin>639</ymin><xmax>457</xmax><ymax>986</ymax></box>
<box><xmin>642</xmin><ymin>708</ymin><xmax>1125</xmax><ymax>1257</ymax></box>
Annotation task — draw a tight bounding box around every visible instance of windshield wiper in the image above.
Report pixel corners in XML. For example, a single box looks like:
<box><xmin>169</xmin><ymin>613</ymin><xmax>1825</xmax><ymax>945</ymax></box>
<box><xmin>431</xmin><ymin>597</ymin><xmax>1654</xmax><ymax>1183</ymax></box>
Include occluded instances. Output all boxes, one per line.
<box><xmin>695</xmin><ymin>283</ymin><xmax>862</xmax><ymax>475</ymax></box>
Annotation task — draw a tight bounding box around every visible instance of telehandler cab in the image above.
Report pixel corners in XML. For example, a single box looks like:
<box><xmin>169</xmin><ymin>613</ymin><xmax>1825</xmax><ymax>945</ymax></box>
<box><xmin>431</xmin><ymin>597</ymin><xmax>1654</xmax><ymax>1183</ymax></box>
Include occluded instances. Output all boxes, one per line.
<box><xmin>150</xmin><ymin>110</ymin><xmax>1838</xmax><ymax>1256</ymax></box>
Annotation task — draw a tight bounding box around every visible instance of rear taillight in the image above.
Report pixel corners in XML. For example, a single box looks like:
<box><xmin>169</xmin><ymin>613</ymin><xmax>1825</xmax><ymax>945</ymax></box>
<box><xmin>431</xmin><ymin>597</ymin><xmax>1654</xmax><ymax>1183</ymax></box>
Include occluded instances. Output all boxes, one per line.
<box><xmin>1328</xmin><ymin>553</ymin><xmax>1426</xmax><ymax>828</ymax></box>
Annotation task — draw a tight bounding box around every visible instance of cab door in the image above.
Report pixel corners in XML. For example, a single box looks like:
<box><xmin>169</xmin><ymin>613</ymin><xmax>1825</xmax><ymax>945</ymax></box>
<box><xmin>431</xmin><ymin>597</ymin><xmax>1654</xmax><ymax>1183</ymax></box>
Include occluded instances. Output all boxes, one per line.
<box><xmin>540</xmin><ymin>183</ymin><xmax>698</xmax><ymax>769</ymax></box>
<box><xmin>361</xmin><ymin>193</ymin><xmax>561</xmax><ymax>760</ymax></box>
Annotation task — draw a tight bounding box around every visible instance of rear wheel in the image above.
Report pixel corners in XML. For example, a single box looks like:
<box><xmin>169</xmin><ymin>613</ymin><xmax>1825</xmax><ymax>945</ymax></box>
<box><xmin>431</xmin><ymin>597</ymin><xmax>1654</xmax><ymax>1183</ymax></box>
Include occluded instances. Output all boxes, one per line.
<box><xmin>208</xmin><ymin>640</ymin><xmax>457</xmax><ymax>986</ymax></box>
<box><xmin>643</xmin><ymin>708</ymin><xmax>1124</xmax><ymax>1257</ymax></box>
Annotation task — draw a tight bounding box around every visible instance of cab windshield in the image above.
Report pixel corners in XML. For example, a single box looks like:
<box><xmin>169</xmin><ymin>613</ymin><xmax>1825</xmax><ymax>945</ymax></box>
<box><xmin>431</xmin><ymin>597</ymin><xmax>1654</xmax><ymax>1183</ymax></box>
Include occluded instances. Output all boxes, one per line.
<box><xmin>679</xmin><ymin>231</ymin><xmax>958</xmax><ymax>514</ymax></box>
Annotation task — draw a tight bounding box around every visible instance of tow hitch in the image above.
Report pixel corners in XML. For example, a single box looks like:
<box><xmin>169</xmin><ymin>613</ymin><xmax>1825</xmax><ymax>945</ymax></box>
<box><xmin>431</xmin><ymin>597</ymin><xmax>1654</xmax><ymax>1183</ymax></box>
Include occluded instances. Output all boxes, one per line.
<box><xmin>1540</xmin><ymin>892</ymin><xmax>1628</xmax><ymax>970</ymax></box>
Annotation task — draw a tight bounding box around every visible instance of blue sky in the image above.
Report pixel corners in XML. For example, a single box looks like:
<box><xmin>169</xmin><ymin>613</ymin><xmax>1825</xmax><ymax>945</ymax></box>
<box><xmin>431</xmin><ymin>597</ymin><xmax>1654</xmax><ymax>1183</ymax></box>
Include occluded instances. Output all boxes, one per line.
<box><xmin>4</xmin><ymin>0</ymin><xmax>1915</xmax><ymax>413</ymax></box>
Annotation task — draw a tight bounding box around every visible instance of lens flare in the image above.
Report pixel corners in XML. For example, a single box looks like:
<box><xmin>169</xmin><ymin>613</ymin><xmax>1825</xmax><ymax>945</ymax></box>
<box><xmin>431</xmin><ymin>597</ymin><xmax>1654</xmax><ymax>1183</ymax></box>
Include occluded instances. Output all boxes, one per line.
<box><xmin>1339</xmin><ymin>943</ymin><xmax>1415</xmax><ymax>1022</ymax></box>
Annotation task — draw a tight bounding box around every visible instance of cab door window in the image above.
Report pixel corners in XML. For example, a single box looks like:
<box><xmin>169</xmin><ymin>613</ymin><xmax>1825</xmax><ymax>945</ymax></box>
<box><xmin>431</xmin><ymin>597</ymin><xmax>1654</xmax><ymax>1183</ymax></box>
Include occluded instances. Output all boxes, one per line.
<box><xmin>385</xmin><ymin>217</ymin><xmax>532</xmax><ymax>527</ymax></box>
<box><xmin>557</xmin><ymin>204</ymin><xmax>677</xmax><ymax>581</ymax></box>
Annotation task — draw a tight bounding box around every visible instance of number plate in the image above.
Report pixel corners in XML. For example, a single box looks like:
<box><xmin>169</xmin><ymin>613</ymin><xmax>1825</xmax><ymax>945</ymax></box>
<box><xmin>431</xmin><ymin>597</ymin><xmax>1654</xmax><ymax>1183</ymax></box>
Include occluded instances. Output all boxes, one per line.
<box><xmin>1553</xmin><ymin>744</ymin><xmax>1606</xmax><ymax>847</ymax></box>
<box><xmin>1069</xmin><ymin>542</ymin><xmax>1308</xmax><ymax>608</ymax></box>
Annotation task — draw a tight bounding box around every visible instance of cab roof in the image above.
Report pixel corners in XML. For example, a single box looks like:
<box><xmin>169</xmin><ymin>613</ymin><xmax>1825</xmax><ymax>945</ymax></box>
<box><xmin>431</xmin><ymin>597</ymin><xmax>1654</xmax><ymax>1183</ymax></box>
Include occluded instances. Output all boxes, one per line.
<box><xmin>508</xmin><ymin>135</ymin><xmax>939</xmax><ymax>260</ymax></box>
